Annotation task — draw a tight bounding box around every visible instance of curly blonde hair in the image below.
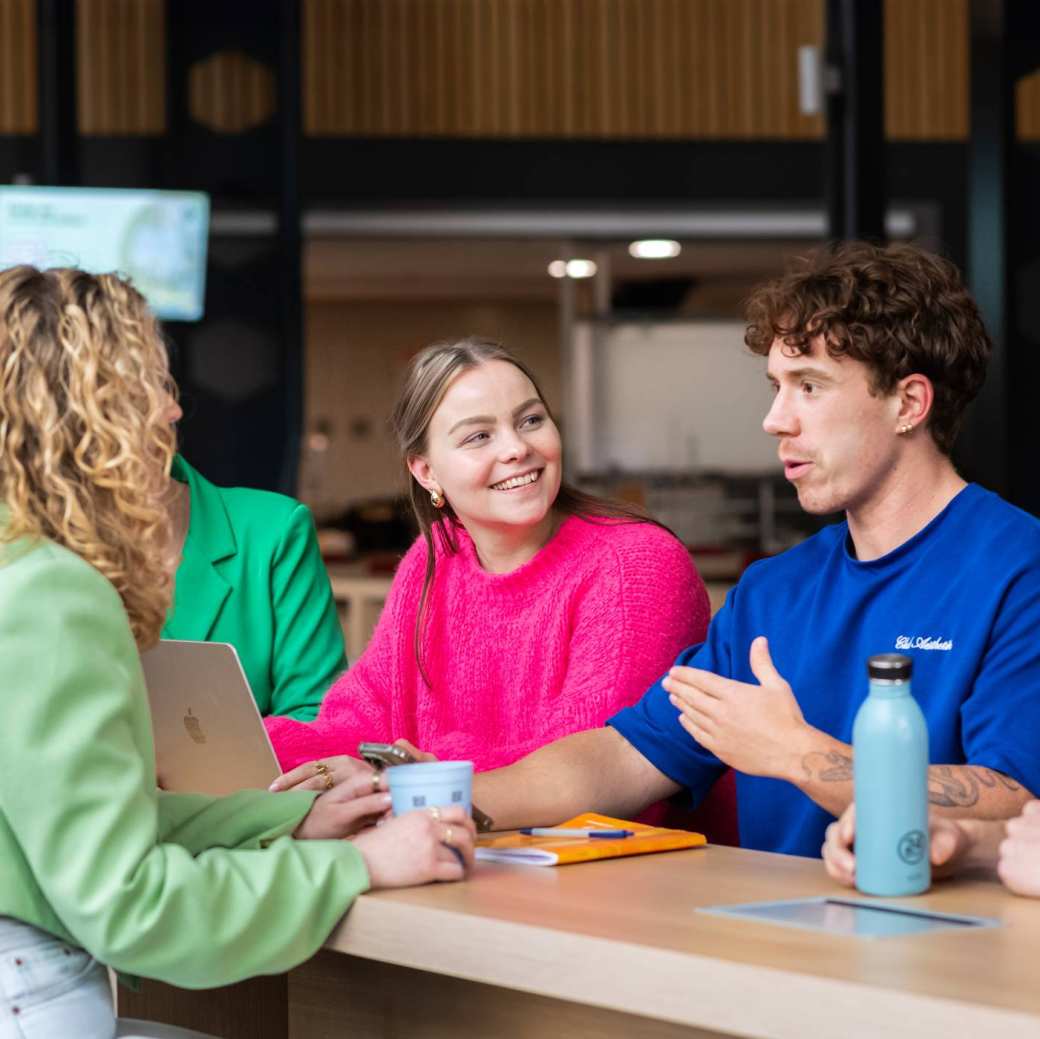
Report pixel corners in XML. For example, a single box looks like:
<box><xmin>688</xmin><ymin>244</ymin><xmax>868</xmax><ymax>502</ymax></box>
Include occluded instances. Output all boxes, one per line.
<box><xmin>0</xmin><ymin>266</ymin><xmax>176</xmax><ymax>647</ymax></box>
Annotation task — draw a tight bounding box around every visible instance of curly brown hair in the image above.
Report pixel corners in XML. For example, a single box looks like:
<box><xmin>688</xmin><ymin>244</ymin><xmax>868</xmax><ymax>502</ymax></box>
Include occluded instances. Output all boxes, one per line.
<box><xmin>744</xmin><ymin>242</ymin><xmax>992</xmax><ymax>454</ymax></box>
<box><xmin>0</xmin><ymin>266</ymin><xmax>176</xmax><ymax>647</ymax></box>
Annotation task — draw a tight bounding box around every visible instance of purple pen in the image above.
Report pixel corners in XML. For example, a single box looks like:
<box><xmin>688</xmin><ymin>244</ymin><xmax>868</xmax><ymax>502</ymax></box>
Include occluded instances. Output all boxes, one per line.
<box><xmin>519</xmin><ymin>827</ymin><xmax>635</xmax><ymax>838</ymax></box>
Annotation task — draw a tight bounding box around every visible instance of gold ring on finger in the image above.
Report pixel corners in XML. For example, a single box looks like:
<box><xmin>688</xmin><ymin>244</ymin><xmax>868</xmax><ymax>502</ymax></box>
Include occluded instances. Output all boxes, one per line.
<box><xmin>442</xmin><ymin>825</ymin><xmax>454</xmax><ymax>847</ymax></box>
<box><xmin>314</xmin><ymin>761</ymin><xmax>333</xmax><ymax>790</ymax></box>
<box><xmin>427</xmin><ymin>806</ymin><xmax>442</xmax><ymax>821</ymax></box>
<box><xmin>370</xmin><ymin>771</ymin><xmax>382</xmax><ymax>792</ymax></box>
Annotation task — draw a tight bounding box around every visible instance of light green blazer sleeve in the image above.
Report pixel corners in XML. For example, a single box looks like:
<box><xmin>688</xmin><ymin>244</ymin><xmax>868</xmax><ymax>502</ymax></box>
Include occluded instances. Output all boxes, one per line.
<box><xmin>0</xmin><ymin>542</ymin><xmax>369</xmax><ymax>989</ymax></box>
<box><xmin>155</xmin><ymin>788</ymin><xmax>312</xmax><ymax>852</ymax></box>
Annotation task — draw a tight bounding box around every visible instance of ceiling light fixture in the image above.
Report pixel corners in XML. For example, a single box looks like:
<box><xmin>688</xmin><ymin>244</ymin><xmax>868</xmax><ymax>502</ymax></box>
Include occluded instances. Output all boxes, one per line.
<box><xmin>547</xmin><ymin>258</ymin><xmax>599</xmax><ymax>279</ymax></box>
<box><xmin>564</xmin><ymin>258</ymin><xmax>597</xmax><ymax>278</ymax></box>
<box><xmin>628</xmin><ymin>239</ymin><xmax>682</xmax><ymax>259</ymax></box>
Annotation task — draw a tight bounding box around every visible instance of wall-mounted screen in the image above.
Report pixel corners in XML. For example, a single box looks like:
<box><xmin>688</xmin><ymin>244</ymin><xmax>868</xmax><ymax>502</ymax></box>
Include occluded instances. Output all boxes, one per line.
<box><xmin>568</xmin><ymin>320</ymin><xmax>779</xmax><ymax>474</ymax></box>
<box><xmin>0</xmin><ymin>186</ymin><xmax>210</xmax><ymax>321</ymax></box>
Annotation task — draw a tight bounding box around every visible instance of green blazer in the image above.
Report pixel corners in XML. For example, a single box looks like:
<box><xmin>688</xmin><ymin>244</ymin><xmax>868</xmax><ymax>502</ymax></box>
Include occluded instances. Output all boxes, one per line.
<box><xmin>163</xmin><ymin>456</ymin><xmax>347</xmax><ymax>720</ymax></box>
<box><xmin>0</xmin><ymin>518</ymin><xmax>369</xmax><ymax>986</ymax></box>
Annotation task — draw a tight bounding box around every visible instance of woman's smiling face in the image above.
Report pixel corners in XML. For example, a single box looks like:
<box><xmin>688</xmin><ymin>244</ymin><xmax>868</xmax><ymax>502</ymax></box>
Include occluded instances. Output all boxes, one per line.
<box><xmin>409</xmin><ymin>359</ymin><xmax>563</xmax><ymax>537</ymax></box>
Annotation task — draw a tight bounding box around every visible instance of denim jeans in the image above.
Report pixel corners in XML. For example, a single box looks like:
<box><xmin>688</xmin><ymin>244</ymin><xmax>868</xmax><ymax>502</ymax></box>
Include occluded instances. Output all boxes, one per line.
<box><xmin>0</xmin><ymin>917</ymin><xmax>115</xmax><ymax>1039</ymax></box>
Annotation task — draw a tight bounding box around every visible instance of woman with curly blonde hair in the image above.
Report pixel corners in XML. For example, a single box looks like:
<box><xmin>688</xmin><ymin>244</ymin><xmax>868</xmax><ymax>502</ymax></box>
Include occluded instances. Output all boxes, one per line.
<box><xmin>0</xmin><ymin>267</ymin><xmax>474</xmax><ymax>1039</ymax></box>
<box><xmin>0</xmin><ymin>266</ymin><xmax>176</xmax><ymax>646</ymax></box>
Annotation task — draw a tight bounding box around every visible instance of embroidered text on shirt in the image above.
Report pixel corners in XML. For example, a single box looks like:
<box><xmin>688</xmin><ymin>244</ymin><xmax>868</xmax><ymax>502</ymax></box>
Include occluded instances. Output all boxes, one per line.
<box><xmin>895</xmin><ymin>635</ymin><xmax>953</xmax><ymax>651</ymax></box>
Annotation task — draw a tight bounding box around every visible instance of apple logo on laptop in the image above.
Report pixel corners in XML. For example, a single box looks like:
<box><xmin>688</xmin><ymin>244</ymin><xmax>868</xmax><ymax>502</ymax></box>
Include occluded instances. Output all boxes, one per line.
<box><xmin>183</xmin><ymin>708</ymin><xmax>207</xmax><ymax>744</ymax></box>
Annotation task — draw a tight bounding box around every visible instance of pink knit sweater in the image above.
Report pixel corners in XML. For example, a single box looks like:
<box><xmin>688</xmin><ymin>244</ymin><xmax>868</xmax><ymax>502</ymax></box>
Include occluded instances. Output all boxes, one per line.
<box><xmin>266</xmin><ymin>516</ymin><xmax>709</xmax><ymax>773</ymax></box>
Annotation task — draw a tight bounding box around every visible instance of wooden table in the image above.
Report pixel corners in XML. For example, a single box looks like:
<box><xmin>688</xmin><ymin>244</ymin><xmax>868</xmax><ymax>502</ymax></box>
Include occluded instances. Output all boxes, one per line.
<box><xmin>119</xmin><ymin>844</ymin><xmax>1040</xmax><ymax>1038</ymax></box>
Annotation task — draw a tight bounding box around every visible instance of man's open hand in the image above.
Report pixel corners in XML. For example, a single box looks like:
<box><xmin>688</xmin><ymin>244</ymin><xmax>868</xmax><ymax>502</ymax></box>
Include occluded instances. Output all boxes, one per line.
<box><xmin>662</xmin><ymin>636</ymin><xmax>810</xmax><ymax>779</ymax></box>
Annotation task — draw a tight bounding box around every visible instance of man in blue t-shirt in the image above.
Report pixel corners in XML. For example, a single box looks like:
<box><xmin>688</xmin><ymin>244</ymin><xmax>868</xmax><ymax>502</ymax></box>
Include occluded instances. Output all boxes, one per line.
<box><xmin>474</xmin><ymin>242</ymin><xmax>1040</xmax><ymax>858</ymax></box>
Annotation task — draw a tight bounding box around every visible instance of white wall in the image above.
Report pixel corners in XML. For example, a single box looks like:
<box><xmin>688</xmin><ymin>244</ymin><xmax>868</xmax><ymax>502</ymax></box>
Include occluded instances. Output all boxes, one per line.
<box><xmin>571</xmin><ymin>321</ymin><xmax>781</xmax><ymax>473</ymax></box>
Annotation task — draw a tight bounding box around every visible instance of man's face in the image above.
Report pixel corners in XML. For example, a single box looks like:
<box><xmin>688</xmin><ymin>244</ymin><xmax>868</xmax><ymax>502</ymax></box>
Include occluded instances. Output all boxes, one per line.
<box><xmin>763</xmin><ymin>336</ymin><xmax>902</xmax><ymax>516</ymax></box>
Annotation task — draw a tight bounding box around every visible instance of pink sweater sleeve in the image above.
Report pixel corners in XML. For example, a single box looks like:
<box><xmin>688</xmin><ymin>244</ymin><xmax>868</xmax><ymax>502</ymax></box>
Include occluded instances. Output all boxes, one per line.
<box><xmin>435</xmin><ymin>526</ymin><xmax>710</xmax><ymax>770</ymax></box>
<box><xmin>264</xmin><ymin>542</ymin><xmax>425</xmax><ymax>772</ymax></box>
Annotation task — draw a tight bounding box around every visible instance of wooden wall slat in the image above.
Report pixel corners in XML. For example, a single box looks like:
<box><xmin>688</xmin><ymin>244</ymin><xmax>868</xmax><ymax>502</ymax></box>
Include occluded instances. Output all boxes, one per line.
<box><xmin>885</xmin><ymin>0</ymin><xmax>967</xmax><ymax>141</ymax></box>
<box><xmin>884</xmin><ymin>0</ymin><xmax>905</xmax><ymax>137</ymax></box>
<box><xmin>0</xmin><ymin>0</ymin><xmax>38</xmax><ymax>133</ymax></box>
<box><xmin>296</xmin><ymin>0</ymin><xmax>980</xmax><ymax>142</ymax></box>
<box><xmin>1016</xmin><ymin>73</ymin><xmax>1040</xmax><ymax>140</ymax></box>
<box><xmin>0</xmin><ymin>0</ymin><xmax>1034</xmax><ymax>141</ymax></box>
<box><xmin>187</xmin><ymin>49</ymin><xmax>274</xmax><ymax>134</ymax></box>
<box><xmin>77</xmin><ymin>0</ymin><xmax>163</xmax><ymax>134</ymax></box>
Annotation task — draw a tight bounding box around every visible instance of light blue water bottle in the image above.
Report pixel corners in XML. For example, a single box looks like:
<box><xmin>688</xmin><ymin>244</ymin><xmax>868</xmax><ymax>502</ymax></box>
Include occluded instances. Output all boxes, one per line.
<box><xmin>852</xmin><ymin>653</ymin><xmax>930</xmax><ymax>896</ymax></box>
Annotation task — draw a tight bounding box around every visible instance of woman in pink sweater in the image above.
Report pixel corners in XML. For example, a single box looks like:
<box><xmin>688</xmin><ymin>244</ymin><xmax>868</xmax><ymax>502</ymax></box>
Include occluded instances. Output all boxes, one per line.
<box><xmin>268</xmin><ymin>338</ymin><xmax>709</xmax><ymax>787</ymax></box>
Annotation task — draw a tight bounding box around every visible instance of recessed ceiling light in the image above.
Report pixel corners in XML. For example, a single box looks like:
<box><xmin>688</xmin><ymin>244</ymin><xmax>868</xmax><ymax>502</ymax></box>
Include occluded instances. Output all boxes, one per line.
<box><xmin>548</xmin><ymin>258</ymin><xmax>598</xmax><ymax>279</ymax></box>
<box><xmin>628</xmin><ymin>239</ymin><xmax>682</xmax><ymax>259</ymax></box>
<box><xmin>564</xmin><ymin>258</ymin><xmax>597</xmax><ymax>279</ymax></box>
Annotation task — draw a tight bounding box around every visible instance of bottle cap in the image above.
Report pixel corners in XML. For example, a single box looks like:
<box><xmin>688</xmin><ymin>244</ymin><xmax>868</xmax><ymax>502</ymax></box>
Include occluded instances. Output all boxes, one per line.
<box><xmin>867</xmin><ymin>653</ymin><xmax>912</xmax><ymax>681</ymax></box>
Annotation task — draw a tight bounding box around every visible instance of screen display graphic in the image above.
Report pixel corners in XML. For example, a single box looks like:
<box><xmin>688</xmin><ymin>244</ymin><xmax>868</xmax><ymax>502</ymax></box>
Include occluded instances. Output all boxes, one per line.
<box><xmin>0</xmin><ymin>186</ymin><xmax>210</xmax><ymax>321</ymax></box>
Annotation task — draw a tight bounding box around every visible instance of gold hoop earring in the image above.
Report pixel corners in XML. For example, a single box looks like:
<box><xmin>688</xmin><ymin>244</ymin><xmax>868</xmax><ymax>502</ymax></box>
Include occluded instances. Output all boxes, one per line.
<box><xmin>430</xmin><ymin>490</ymin><xmax>445</xmax><ymax>509</ymax></box>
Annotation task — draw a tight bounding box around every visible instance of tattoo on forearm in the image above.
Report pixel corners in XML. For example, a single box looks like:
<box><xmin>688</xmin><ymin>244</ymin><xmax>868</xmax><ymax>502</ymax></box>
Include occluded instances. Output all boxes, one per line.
<box><xmin>801</xmin><ymin>755</ymin><xmax>1023</xmax><ymax>804</ymax></box>
<box><xmin>970</xmin><ymin>766</ymin><xmax>1021</xmax><ymax>792</ymax></box>
<box><xmin>928</xmin><ymin>766</ymin><xmax>979</xmax><ymax>807</ymax></box>
<box><xmin>802</xmin><ymin>751</ymin><xmax>853</xmax><ymax>782</ymax></box>
<box><xmin>926</xmin><ymin>766</ymin><xmax>1020</xmax><ymax>807</ymax></box>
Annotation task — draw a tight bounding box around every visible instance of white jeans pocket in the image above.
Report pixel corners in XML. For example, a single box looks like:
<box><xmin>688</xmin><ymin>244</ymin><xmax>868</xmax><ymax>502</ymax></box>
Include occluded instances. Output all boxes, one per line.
<box><xmin>0</xmin><ymin>918</ymin><xmax>115</xmax><ymax>1039</ymax></box>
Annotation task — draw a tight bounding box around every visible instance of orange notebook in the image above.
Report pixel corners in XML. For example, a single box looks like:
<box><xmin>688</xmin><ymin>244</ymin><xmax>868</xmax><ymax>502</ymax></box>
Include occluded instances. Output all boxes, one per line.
<box><xmin>475</xmin><ymin>812</ymin><xmax>706</xmax><ymax>867</ymax></box>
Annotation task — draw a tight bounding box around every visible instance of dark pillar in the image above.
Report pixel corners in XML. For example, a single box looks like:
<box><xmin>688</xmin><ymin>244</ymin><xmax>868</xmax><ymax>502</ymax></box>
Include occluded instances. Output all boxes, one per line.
<box><xmin>824</xmin><ymin>0</ymin><xmax>885</xmax><ymax>241</ymax></box>
<box><xmin>963</xmin><ymin>1</ymin><xmax>1040</xmax><ymax>509</ymax></box>
<box><xmin>277</xmin><ymin>0</ymin><xmax>303</xmax><ymax>494</ymax></box>
<box><xmin>161</xmin><ymin>0</ymin><xmax>305</xmax><ymax>495</ymax></box>
<box><xmin>963</xmin><ymin>1</ymin><xmax>1013</xmax><ymax>496</ymax></box>
<box><xmin>36</xmin><ymin>0</ymin><xmax>78</xmax><ymax>184</ymax></box>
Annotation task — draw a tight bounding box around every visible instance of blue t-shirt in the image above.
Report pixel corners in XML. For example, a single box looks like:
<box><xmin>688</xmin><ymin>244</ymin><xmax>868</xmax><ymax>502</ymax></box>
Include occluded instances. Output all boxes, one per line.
<box><xmin>610</xmin><ymin>484</ymin><xmax>1040</xmax><ymax>858</ymax></box>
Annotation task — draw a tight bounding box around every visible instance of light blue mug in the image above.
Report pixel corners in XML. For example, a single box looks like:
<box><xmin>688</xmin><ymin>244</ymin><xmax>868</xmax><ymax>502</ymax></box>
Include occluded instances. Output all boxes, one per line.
<box><xmin>387</xmin><ymin>761</ymin><xmax>473</xmax><ymax>817</ymax></box>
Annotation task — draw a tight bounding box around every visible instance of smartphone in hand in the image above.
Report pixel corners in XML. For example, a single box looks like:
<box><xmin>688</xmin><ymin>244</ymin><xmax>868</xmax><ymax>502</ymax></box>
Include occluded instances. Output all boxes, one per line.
<box><xmin>357</xmin><ymin>741</ymin><xmax>495</xmax><ymax>832</ymax></box>
<box><xmin>358</xmin><ymin>741</ymin><xmax>415</xmax><ymax>769</ymax></box>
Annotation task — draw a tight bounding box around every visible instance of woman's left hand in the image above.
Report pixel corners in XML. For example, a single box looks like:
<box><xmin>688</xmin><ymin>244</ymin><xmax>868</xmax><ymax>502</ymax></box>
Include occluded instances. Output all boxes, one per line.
<box><xmin>293</xmin><ymin>771</ymin><xmax>393</xmax><ymax>840</ymax></box>
<box><xmin>270</xmin><ymin>754</ymin><xmax>378</xmax><ymax>793</ymax></box>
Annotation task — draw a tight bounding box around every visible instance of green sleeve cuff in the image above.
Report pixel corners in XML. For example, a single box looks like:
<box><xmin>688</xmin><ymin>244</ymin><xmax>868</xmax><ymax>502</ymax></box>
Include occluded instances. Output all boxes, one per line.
<box><xmin>158</xmin><ymin>789</ymin><xmax>318</xmax><ymax>853</ymax></box>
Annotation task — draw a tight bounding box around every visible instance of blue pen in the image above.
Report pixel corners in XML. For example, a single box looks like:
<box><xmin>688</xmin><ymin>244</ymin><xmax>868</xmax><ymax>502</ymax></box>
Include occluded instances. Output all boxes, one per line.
<box><xmin>519</xmin><ymin>827</ymin><xmax>635</xmax><ymax>838</ymax></box>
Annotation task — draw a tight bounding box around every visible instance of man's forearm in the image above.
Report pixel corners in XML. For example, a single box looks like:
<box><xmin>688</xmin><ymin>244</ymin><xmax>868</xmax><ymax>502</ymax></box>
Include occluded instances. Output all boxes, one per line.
<box><xmin>927</xmin><ymin>765</ymin><xmax>1031</xmax><ymax>818</ymax></box>
<box><xmin>791</xmin><ymin>729</ymin><xmax>1033</xmax><ymax>819</ymax></box>
<box><xmin>474</xmin><ymin>727</ymin><xmax>679</xmax><ymax>831</ymax></box>
<box><xmin>790</xmin><ymin>730</ymin><xmax>857</xmax><ymax>816</ymax></box>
